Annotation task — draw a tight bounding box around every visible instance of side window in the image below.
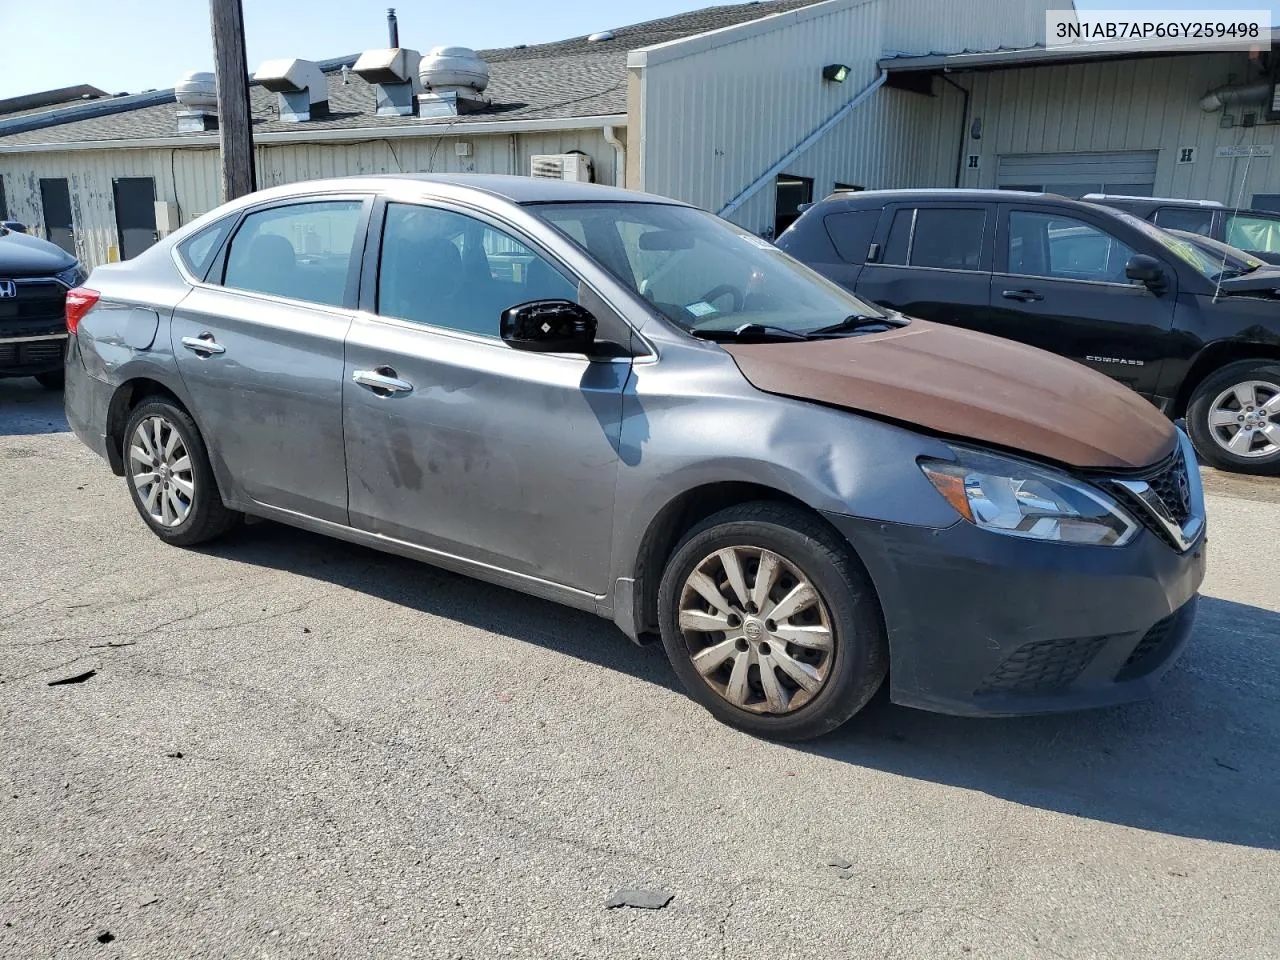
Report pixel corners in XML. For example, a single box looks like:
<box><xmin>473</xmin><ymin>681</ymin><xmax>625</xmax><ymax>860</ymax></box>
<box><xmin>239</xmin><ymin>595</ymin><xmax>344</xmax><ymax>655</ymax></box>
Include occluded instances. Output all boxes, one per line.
<box><xmin>377</xmin><ymin>202</ymin><xmax>576</xmax><ymax>338</ymax></box>
<box><xmin>881</xmin><ymin>209</ymin><xmax>913</xmax><ymax>265</ymax></box>
<box><xmin>823</xmin><ymin>210</ymin><xmax>880</xmax><ymax>264</ymax></box>
<box><xmin>1153</xmin><ymin>206</ymin><xmax>1213</xmax><ymax>236</ymax></box>
<box><xmin>222</xmin><ymin>200</ymin><xmax>364</xmax><ymax>306</ymax></box>
<box><xmin>909</xmin><ymin>208</ymin><xmax>986</xmax><ymax>270</ymax></box>
<box><xmin>1007</xmin><ymin>211</ymin><xmax>1136</xmax><ymax>283</ymax></box>
<box><xmin>177</xmin><ymin>217</ymin><xmax>233</xmax><ymax>280</ymax></box>
<box><xmin>1226</xmin><ymin>213</ymin><xmax>1280</xmax><ymax>254</ymax></box>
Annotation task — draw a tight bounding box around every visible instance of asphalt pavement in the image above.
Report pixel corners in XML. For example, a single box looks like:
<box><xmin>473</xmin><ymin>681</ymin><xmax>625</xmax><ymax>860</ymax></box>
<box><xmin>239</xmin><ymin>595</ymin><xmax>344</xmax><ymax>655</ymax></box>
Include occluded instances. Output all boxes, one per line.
<box><xmin>1</xmin><ymin>376</ymin><xmax>1277</xmax><ymax>959</ymax></box>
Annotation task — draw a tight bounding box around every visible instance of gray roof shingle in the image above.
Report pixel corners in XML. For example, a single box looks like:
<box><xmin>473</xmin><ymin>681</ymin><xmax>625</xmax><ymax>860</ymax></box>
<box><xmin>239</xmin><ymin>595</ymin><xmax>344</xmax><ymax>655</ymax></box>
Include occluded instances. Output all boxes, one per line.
<box><xmin>0</xmin><ymin>1</ymin><xmax>816</xmax><ymax>148</ymax></box>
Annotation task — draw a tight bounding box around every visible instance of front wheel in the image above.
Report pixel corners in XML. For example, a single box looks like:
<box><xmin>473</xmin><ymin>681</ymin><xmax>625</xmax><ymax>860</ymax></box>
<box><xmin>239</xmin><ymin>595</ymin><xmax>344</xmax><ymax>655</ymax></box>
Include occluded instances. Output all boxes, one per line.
<box><xmin>122</xmin><ymin>399</ymin><xmax>240</xmax><ymax>546</ymax></box>
<box><xmin>1186</xmin><ymin>360</ymin><xmax>1280</xmax><ymax>475</ymax></box>
<box><xmin>657</xmin><ymin>502</ymin><xmax>888</xmax><ymax>741</ymax></box>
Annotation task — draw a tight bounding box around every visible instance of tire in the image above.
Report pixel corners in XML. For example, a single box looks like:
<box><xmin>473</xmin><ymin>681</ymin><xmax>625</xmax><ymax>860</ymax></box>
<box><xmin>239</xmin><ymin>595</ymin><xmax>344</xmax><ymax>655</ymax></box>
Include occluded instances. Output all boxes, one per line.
<box><xmin>34</xmin><ymin>370</ymin><xmax>64</xmax><ymax>390</ymax></box>
<box><xmin>657</xmin><ymin>501</ymin><xmax>888</xmax><ymax>741</ymax></box>
<box><xmin>1186</xmin><ymin>360</ymin><xmax>1280</xmax><ymax>476</ymax></box>
<box><xmin>122</xmin><ymin>399</ymin><xmax>240</xmax><ymax>546</ymax></box>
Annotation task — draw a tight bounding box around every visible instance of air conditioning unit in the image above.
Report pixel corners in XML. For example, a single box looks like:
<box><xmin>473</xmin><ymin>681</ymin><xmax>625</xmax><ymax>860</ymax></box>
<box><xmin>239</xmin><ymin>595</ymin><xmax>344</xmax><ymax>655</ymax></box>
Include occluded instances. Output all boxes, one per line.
<box><xmin>530</xmin><ymin>153</ymin><xmax>593</xmax><ymax>182</ymax></box>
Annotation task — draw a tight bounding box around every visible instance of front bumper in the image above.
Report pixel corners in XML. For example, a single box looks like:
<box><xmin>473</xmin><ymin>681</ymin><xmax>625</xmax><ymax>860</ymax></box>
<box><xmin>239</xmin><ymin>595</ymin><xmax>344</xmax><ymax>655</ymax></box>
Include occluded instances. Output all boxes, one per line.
<box><xmin>0</xmin><ymin>331</ymin><xmax>66</xmax><ymax>376</ymax></box>
<box><xmin>826</xmin><ymin>512</ymin><xmax>1206</xmax><ymax>717</ymax></box>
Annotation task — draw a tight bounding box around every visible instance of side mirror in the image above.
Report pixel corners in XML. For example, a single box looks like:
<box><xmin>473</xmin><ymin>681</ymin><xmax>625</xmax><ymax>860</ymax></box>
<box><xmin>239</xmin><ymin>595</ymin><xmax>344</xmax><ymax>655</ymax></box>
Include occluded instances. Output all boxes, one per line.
<box><xmin>1125</xmin><ymin>254</ymin><xmax>1165</xmax><ymax>289</ymax></box>
<box><xmin>500</xmin><ymin>299</ymin><xmax>597</xmax><ymax>353</ymax></box>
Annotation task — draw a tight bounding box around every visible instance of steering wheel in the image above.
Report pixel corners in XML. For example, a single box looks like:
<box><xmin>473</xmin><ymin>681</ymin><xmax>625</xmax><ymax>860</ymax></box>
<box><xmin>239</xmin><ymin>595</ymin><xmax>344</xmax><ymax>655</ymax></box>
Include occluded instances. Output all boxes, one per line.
<box><xmin>698</xmin><ymin>284</ymin><xmax>745</xmax><ymax>313</ymax></box>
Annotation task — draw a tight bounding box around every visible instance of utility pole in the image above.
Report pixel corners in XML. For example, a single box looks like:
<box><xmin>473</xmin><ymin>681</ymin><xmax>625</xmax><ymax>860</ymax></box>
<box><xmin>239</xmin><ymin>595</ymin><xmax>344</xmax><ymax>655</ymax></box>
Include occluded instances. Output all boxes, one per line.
<box><xmin>209</xmin><ymin>0</ymin><xmax>256</xmax><ymax>201</ymax></box>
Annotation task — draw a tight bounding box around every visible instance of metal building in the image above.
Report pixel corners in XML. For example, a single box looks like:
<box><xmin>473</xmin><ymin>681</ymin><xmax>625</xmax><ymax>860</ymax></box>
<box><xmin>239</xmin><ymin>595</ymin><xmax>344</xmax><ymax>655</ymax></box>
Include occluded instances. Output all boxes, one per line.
<box><xmin>6</xmin><ymin>0</ymin><xmax>1274</xmax><ymax>269</ymax></box>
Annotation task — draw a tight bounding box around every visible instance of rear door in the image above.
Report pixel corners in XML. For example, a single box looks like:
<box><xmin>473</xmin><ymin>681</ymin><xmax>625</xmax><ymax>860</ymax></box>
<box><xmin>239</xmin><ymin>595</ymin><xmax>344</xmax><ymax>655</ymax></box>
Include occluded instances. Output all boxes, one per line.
<box><xmin>853</xmin><ymin>202</ymin><xmax>993</xmax><ymax>328</ymax></box>
<box><xmin>171</xmin><ymin>195</ymin><xmax>370</xmax><ymax>523</ymax></box>
<box><xmin>112</xmin><ymin>177</ymin><xmax>158</xmax><ymax>260</ymax></box>
<box><xmin>987</xmin><ymin>204</ymin><xmax>1175</xmax><ymax>396</ymax></box>
<box><xmin>39</xmin><ymin>178</ymin><xmax>74</xmax><ymax>256</ymax></box>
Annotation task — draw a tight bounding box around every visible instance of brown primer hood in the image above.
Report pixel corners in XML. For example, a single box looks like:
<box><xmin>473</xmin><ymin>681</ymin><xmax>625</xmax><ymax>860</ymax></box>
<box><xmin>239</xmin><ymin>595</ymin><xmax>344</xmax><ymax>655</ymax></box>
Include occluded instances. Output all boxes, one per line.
<box><xmin>724</xmin><ymin>320</ymin><xmax>1176</xmax><ymax>470</ymax></box>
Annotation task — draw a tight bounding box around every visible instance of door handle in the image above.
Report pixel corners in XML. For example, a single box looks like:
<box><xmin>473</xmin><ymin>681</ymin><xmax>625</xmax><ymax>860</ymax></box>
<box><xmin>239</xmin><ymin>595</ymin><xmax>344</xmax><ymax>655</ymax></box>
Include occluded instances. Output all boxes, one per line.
<box><xmin>181</xmin><ymin>333</ymin><xmax>225</xmax><ymax>356</ymax></box>
<box><xmin>1001</xmin><ymin>289</ymin><xmax>1044</xmax><ymax>303</ymax></box>
<box><xmin>352</xmin><ymin>367</ymin><xmax>413</xmax><ymax>396</ymax></box>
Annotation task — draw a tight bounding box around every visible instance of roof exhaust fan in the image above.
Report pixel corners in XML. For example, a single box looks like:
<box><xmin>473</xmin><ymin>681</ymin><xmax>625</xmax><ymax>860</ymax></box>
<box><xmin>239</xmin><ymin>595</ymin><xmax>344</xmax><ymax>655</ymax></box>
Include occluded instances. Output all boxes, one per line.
<box><xmin>417</xmin><ymin>46</ymin><xmax>491</xmax><ymax>118</ymax></box>
<box><xmin>254</xmin><ymin>58</ymin><xmax>329</xmax><ymax>122</ymax></box>
<box><xmin>174</xmin><ymin>71</ymin><xmax>218</xmax><ymax>133</ymax></box>
<box><xmin>353</xmin><ymin>47</ymin><xmax>422</xmax><ymax>116</ymax></box>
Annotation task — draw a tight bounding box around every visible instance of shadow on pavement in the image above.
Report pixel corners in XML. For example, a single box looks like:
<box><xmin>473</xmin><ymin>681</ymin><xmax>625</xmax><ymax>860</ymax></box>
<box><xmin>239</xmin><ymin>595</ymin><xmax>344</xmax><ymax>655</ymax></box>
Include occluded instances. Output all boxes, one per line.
<box><xmin>0</xmin><ymin>379</ymin><xmax>68</xmax><ymax>436</ymax></box>
<box><xmin>212</xmin><ymin>521</ymin><xmax>1279</xmax><ymax>852</ymax></box>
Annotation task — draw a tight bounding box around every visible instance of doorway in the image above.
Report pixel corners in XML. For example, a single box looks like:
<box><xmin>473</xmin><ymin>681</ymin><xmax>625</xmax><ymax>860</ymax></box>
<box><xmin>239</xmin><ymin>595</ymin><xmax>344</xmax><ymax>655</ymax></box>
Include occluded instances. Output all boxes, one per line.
<box><xmin>774</xmin><ymin>175</ymin><xmax>814</xmax><ymax>236</ymax></box>
<box><xmin>39</xmin><ymin>178</ymin><xmax>74</xmax><ymax>255</ymax></box>
<box><xmin>112</xmin><ymin>177</ymin><xmax>158</xmax><ymax>260</ymax></box>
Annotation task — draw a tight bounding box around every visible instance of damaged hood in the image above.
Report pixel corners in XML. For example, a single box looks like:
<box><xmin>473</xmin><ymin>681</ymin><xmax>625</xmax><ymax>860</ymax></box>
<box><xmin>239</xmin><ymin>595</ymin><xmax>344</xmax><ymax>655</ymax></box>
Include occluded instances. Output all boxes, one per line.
<box><xmin>1215</xmin><ymin>266</ymin><xmax>1280</xmax><ymax>297</ymax></box>
<box><xmin>723</xmin><ymin>320</ymin><xmax>1176</xmax><ymax>470</ymax></box>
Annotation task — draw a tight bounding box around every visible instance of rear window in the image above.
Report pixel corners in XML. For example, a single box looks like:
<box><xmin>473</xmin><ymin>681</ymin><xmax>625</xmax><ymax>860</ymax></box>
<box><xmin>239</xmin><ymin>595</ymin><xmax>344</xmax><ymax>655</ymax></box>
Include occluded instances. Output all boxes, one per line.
<box><xmin>823</xmin><ymin>210</ymin><xmax>880</xmax><ymax>264</ymax></box>
<box><xmin>1153</xmin><ymin>206</ymin><xmax>1214</xmax><ymax>235</ymax></box>
<box><xmin>177</xmin><ymin>217</ymin><xmax>234</xmax><ymax>280</ymax></box>
<box><xmin>880</xmin><ymin>207</ymin><xmax>987</xmax><ymax>271</ymax></box>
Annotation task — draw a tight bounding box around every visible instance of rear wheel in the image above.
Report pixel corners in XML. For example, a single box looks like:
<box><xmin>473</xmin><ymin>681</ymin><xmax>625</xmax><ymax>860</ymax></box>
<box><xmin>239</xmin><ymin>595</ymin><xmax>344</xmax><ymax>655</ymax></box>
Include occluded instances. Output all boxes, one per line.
<box><xmin>1186</xmin><ymin>360</ymin><xmax>1280</xmax><ymax>475</ymax></box>
<box><xmin>122</xmin><ymin>399</ymin><xmax>240</xmax><ymax>546</ymax></box>
<box><xmin>657</xmin><ymin>502</ymin><xmax>887</xmax><ymax>741</ymax></box>
<box><xmin>34</xmin><ymin>370</ymin><xmax>64</xmax><ymax>390</ymax></box>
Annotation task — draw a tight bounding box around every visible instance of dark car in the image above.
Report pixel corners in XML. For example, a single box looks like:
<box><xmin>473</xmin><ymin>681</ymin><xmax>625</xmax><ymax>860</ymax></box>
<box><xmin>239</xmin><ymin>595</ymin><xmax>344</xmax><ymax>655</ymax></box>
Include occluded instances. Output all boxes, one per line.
<box><xmin>777</xmin><ymin>189</ymin><xmax>1280</xmax><ymax>475</ymax></box>
<box><xmin>1083</xmin><ymin>193</ymin><xmax>1280</xmax><ymax>265</ymax></box>
<box><xmin>0</xmin><ymin>225</ymin><xmax>84</xmax><ymax>388</ymax></box>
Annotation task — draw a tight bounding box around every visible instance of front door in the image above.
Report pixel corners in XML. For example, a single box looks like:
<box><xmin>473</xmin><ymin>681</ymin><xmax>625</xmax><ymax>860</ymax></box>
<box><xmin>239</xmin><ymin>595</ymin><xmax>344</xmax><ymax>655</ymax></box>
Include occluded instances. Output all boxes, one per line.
<box><xmin>112</xmin><ymin>177</ymin><xmax>158</xmax><ymax>260</ymax></box>
<box><xmin>342</xmin><ymin>199</ymin><xmax>629</xmax><ymax>593</ymax></box>
<box><xmin>855</xmin><ymin>203</ymin><xmax>994</xmax><ymax>328</ymax></box>
<box><xmin>39</xmin><ymin>178</ymin><xmax>74</xmax><ymax>256</ymax></box>
<box><xmin>171</xmin><ymin>196</ymin><xmax>369</xmax><ymax>523</ymax></box>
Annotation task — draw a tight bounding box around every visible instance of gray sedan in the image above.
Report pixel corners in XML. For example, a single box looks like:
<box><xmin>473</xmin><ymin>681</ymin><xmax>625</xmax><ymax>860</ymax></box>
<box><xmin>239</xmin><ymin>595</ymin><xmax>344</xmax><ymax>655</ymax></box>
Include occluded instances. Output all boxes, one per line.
<box><xmin>64</xmin><ymin>175</ymin><xmax>1206</xmax><ymax>739</ymax></box>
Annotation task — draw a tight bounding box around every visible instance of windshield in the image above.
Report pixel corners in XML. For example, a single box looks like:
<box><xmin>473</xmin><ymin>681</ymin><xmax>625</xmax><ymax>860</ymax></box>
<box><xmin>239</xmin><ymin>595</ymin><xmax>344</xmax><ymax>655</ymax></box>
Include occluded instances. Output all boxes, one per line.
<box><xmin>1166</xmin><ymin>228</ymin><xmax>1265</xmax><ymax>277</ymax></box>
<box><xmin>1108</xmin><ymin>209</ymin><xmax>1251</xmax><ymax>281</ymax></box>
<box><xmin>529</xmin><ymin>202</ymin><xmax>890</xmax><ymax>336</ymax></box>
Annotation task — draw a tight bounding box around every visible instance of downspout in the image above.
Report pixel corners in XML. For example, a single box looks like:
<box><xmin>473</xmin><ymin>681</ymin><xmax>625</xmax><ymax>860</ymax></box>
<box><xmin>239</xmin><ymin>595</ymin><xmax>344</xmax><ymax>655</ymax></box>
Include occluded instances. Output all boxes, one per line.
<box><xmin>719</xmin><ymin>69</ymin><xmax>888</xmax><ymax>219</ymax></box>
<box><xmin>939</xmin><ymin>73</ymin><xmax>970</xmax><ymax>189</ymax></box>
<box><xmin>602</xmin><ymin>124</ymin><xmax>626</xmax><ymax>187</ymax></box>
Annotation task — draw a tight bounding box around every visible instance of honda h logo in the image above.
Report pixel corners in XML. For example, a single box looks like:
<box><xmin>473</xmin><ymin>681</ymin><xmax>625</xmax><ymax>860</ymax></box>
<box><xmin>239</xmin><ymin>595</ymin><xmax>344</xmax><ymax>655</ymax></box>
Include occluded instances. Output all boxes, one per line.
<box><xmin>0</xmin><ymin>280</ymin><xmax>16</xmax><ymax>300</ymax></box>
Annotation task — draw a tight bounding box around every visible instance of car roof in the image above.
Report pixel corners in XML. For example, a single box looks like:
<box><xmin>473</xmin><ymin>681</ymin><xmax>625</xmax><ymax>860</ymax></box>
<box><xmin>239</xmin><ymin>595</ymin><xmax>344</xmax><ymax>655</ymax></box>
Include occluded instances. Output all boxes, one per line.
<box><xmin>805</xmin><ymin>188</ymin><xmax>1126</xmax><ymax>218</ymax></box>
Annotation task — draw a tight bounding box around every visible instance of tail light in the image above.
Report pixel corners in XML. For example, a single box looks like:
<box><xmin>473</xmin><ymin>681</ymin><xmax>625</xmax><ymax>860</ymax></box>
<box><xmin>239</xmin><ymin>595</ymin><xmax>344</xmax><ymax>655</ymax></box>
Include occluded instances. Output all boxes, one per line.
<box><xmin>65</xmin><ymin>287</ymin><xmax>100</xmax><ymax>334</ymax></box>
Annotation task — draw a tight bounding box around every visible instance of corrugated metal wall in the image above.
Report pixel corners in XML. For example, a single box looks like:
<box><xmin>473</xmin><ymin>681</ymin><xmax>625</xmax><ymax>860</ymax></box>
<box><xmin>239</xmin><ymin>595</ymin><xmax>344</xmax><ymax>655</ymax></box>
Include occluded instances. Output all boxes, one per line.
<box><xmin>957</xmin><ymin>51</ymin><xmax>1280</xmax><ymax>204</ymax></box>
<box><xmin>637</xmin><ymin>0</ymin><xmax>962</xmax><ymax>234</ymax></box>
<box><xmin>0</xmin><ymin>129</ymin><xmax>614</xmax><ymax>268</ymax></box>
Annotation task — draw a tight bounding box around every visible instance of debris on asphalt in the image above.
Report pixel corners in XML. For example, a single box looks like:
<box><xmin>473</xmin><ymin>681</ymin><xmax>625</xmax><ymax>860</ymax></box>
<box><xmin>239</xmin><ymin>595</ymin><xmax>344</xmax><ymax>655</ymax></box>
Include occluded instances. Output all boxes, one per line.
<box><xmin>48</xmin><ymin>669</ymin><xmax>96</xmax><ymax>686</ymax></box>
<box><xmin>88</xmin><ymin>641</ymin><xmax>135</xmax><ymax>649</ymax></box>
<box><xmin>604</xmin><ymin>889</ymin><xmax>673</xmax><ymax>910</ymax></box>
<box><xmin>837</xmin><ymin>869</ymin><xmax>854</xmax><ymax>880</ymax></box>
<box><xmin>164</xmin><ymin>751</ymin><xmax>183</xmax><ymax>759</ymax></box>
<box><xmin>139</xmin><ymin>897</ymin><xmax>161</xmax><ymax>907</ymax></box>
<box><xmin>303</xmin><ymin>627</ymin><xmax>311</xmax><ymax>634</ymax></box>
<box><xmin>96</xmin><ymin>930</ymin><xmax>115</xmax><ymax>944</ymax></box>
<box><xmin>1214</xmin><ymin>758</ymin><xmax>1240</xmax><ymax>772</ymax></box>
<box><xmin>823</xmin><ymin>855</ymin><xmax>853</xmax><ymax>870</ymax></box>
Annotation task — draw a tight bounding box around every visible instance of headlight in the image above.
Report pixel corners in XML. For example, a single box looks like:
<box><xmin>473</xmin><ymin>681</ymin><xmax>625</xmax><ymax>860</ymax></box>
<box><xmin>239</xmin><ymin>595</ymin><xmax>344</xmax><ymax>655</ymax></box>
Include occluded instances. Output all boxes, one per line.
<box><xmin>919</xmin><ymin>446</ymin><xmax>1138</xmax><ymax>546</ymax></box>
<box><xmin>56</xmin><ymin>263</ymin><xmax>87</xmax><ymax>288</ymax></box>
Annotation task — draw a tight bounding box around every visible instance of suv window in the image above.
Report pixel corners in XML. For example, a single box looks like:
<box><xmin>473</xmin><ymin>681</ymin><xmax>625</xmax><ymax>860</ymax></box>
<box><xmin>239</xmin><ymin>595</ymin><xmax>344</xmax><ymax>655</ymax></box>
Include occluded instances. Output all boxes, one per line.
<box><xmin>1153</xmin><ymin>206</ymin><xmax>1214</xmax><ymax>235</ymax></box>
<box><xmin>177</xmin><ymin>217</ymin><xmax>233</xmax><ymax>280</ymax></box>
<box><xmin>1226</xmin><ymin>212</ymin><xmax>1280</xmax><ymax>254</ymax></box>
<box><xmin>823</xmin><ymin>210</ymin><xmax>879</xmax><ymax>263</ymax></box>
<box><xmin>222</xmin><ymin>200</ymin><xmax>364</xmax><ymax>306</ymax></box>
<box><xmin>1007</xmin><ymin>211</ymin><xmax>1136</xmax><ymax>284</ymax></box>
<box><xmin>377</xmin><ymin>202</ymin><xmax>576</xmax><ymax>338</ymax></box>
<box><xmin>880</xmin><ymin>207</ymin><xmax>987</xmax><ymax>270</ymax></box>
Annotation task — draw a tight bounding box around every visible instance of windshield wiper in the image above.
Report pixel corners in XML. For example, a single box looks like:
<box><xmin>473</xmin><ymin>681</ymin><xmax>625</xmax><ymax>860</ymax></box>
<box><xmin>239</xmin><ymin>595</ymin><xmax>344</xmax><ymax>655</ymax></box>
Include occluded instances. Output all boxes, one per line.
<box><xmin>691</xmin><ymin>322</ymin><xmax>809</xmax><ymax>343</ymax></box>
<box><xmin>805</xmin><ymin>313</ymin><xmax>907</xmax><ymax>337</ymax></box>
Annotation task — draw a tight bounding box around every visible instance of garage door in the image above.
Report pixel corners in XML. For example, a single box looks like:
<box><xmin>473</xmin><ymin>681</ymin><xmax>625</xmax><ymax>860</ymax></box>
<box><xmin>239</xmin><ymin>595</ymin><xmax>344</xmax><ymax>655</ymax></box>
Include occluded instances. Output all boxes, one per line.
<box><xmin>996</xmin><ymin>150</ymin><xmax>1158</xmax><ymax>198</ymax></box>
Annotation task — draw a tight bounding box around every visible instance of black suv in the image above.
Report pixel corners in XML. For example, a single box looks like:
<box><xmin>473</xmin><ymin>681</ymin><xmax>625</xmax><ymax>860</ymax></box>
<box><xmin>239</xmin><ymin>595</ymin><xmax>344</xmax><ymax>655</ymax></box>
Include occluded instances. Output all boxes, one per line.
<box><xmin>0</xmin><ymin>224</ymin><xmax>83</xmax><ymax>389</ymax></box>
<box><xmin>1083</xmin><ymin>194</ymin><xmax>1280</xmax><ymax>265</ymax></box>
<box><xmin>777</xmin><ymin>189</ymin><xmax>1280</xmax><ymax>474</ymax></box>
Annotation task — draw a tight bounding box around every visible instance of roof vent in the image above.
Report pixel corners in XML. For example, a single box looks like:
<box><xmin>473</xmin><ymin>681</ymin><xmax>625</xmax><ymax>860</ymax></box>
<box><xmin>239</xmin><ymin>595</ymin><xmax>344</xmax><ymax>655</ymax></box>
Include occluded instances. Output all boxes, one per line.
<box><xmin>587</xmin><ymin>30</ymin><xmax>615</xmax><ymax>42</ymax></box>
<box><xmin>353</xmin><ymin>47</ymin><xmax>422</xmax><ymax>116</ymax></box>
<box><xmin>175</xmin><ymin>71</ymin><xmax>218</xmax><ymax>133</ymax></box>
<box><xmin>417</xmin><ymin>46</ymin><xmax>490</xmax><ymax>117</ymax></box>
<box><xmin>254</xmin><ymin>58</ymin><xmax>329</xmax><ymax>122</ymax></box>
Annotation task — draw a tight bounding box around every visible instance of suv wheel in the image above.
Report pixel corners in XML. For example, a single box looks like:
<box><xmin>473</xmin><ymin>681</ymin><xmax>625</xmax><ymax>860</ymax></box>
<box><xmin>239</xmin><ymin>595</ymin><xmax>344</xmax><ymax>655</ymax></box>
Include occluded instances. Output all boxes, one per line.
<box><xmin>123</xmin><ymin>399</ymin><xmax>240</xmax><ymax>546</ymax></box>
<box><xmin>657</xmin><ymin>502</ymin><xmax>887</xmax><ymax>741</ymax></box>
<box><xmin>1186</xmin><ymin>360</ymin><xmax>1280</xmax><ymax>475</ymax></box>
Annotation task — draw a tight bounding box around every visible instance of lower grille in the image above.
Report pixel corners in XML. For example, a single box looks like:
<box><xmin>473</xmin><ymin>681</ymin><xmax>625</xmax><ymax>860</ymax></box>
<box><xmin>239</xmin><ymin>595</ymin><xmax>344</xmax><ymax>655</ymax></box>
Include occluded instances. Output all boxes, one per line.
<box><xmin>1115</xmin><ymin>612</ymin><xmax>1179</xmax><ymax>681</ymax></box>
<box><xmin>0</xmin><ymin>339</ymin><xmax>64</xmax><ymax>369</ymax></box>
<box><xmin>977</xmin><ymin>635</ymin><xmax>1107</xmax><ymax>695</ymax></box>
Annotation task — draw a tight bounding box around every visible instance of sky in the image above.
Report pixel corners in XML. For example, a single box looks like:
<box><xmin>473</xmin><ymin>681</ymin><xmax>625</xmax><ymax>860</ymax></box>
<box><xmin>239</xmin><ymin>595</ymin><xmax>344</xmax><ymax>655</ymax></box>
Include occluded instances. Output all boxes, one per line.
<box><xmin>2</xmin><ymin>0</ymin><xmax>1280</xmax><ymax>100</ymax></box>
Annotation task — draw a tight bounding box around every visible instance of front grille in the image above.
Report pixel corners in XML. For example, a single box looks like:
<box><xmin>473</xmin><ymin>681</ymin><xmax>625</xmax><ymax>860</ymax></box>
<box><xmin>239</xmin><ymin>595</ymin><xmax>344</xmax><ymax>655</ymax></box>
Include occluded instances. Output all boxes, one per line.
<box><xmin>1115</xmin><ymin>611</ymin><xmax>1179</xmax><ymax>681</ymax></box>
<box><xmin>0</xmin><ymin>339</ymin><xmax>64</xmax><ymax>369</ymax></box>
<box><xmin>0</xmin><ymin>280</ymin><xmax>67</xmax><ymax>331</ymax></box>
<box><xmin>1105</xmin><ymin>447</ymin><xmax>1195</xmax><ymax>551</ymax></box>
<box><xmin>976</xmin><ymin>635</ymin><xmax>1107</xmax><ymax>695</ymax></box>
